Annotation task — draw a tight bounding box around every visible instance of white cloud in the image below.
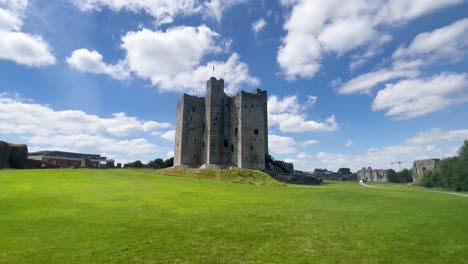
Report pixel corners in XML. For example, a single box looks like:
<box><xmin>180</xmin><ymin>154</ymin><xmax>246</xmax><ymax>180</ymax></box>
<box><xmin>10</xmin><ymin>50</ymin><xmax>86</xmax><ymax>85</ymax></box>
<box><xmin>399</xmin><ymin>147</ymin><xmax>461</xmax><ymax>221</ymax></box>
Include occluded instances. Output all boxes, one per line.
<box><xmin>338</xmin><ymin>68</ymin><xmax>419</xmax><ymax>94</ymax></box>
<box><xmin>297</xmin><ymin>152</ymin><xmax>311</xmax><ymax>159</ymax></box>
<box><xmin>160</xmin><ymin>130</ymin><xmax>175</xmax><ymax>141</ymax></box>
<box><xmin>0</xmin><ymin>0</ymin><xmax>55</xmax><ymax>66</ymax></box>
<box><xmin>28</xmin><ymin>134</ymin><xmax>157</xmax><ymax>156</ymax></box>
<box><xmin>268</xmin><ymin>95</ymin><xmax>338</xmax><ymax>133</ymax></box>
<box><xmin>0</xmin><ymin>0</ymin><xmax>55</xmax><ymax>67</ymax></box>
<box><xmin>372</xmin><ymin>72</ymin><xmax>468</xmax><ymax>119</ymax></box>
<box><xmin>74</xmin><ymin>0</ymin><xmax>246</xmax><ymax>25</ymax></box>
<box><xmin>0</xmin><ymin>31</ymin><xmax>55</xmax><ymax>66</ymax></box>
<box><xmin>406</xmin><ymin>128</ymin><xmax>468</xmax><ymax>145</ymax></box>
<box><xmin>0</xmin><ymin>94</ymin><xmax>171</xmax><ymax>138</ymax></box>
<box><xmin>0</xmin><ymin>93</ymin><xmax>175</xmax><ymax>160</ymax></box>
<box><xmin>345</xmin><ymin>140</ymin><xmax>353</xmax><ymax>147</ymax></box>
<box><xmin>313</xmin><ymin>127</ymin><xmax>468</xmax><ymax>171</ymax></box>
<box><xmin>121</xmin><ymin>26</ymin><xmax>258</xmax><ymax>94</ymax></box>
<box><xmin>268</xmin><ymin>135</ymin><xmax>318</xmax><ymax>155</ymax></box>
<box><xmin>66</xmin><ymin>49</ymin><xmax>130</xmax><ymax>80</ymax></box>
<box><xmin>167</xmin><ymin>150</ymin><xmax>174</xmax><ymax>158</ymax></box>
<box><xmin>268</xmin><ymin>134</ymin><xmax>296</xmax><ymax>155</ymax></box>
<box><xmin>277</xmin><ymin>0</ymin><xmax>463</xmax><ymax>80</ymax></box>
<box><xmin>393</xmin><ymin>17</ymin><xmax>468</xmax><ymax>62</ymax></box>
<box><xmin>300</xmin><ymin>139</ymin><xmax>320</xmax><ymax>147</ymax></box>
<box><xmin>251</xmin><ymin>18</ymin><xmax>266</xmax><ymax>33</ymax></box>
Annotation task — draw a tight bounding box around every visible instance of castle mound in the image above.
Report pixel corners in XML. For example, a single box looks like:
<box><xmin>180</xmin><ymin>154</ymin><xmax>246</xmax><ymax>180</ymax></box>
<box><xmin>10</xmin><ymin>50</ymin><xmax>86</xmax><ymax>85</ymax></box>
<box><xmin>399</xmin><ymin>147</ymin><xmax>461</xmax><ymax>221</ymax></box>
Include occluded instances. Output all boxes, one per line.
<box><xmin>157</xmin><ymin>167</ymin><xmax>283</xmax><ymax>186</ymax></box>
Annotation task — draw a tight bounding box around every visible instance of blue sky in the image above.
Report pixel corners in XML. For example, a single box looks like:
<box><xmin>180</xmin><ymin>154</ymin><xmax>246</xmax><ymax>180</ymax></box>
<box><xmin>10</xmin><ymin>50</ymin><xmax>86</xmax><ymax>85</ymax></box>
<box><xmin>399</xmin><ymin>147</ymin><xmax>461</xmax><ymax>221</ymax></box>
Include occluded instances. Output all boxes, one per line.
<box><xmin>1</xmin><ymin>0</ymin><xmax>468</xmax><ymax>171</ymax></box>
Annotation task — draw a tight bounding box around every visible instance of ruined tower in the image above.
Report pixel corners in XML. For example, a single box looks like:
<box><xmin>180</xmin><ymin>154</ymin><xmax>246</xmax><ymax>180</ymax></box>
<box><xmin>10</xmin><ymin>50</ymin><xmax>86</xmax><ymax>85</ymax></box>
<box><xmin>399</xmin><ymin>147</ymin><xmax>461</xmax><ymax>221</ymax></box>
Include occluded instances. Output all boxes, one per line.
<box><xmin>174</xmin><ymin>77</ymin><xmax>268</xmax><ymax>170</ymax></box>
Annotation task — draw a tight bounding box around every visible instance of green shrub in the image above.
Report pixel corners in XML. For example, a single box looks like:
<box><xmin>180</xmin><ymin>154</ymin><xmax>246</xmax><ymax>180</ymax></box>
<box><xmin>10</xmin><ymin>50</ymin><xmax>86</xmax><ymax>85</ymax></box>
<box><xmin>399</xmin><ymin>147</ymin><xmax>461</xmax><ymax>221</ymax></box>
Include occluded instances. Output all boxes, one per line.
<box><xmin>418</xmin><ymin>140</ymin><xmax>468</xmax><ymax>191</ymax></box>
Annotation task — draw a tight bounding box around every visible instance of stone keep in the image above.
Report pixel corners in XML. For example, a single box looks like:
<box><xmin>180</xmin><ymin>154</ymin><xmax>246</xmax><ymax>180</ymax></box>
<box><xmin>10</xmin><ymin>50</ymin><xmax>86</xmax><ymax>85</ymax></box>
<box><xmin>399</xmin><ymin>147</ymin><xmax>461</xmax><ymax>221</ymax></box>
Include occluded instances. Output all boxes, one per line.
<box><xmin>357</xmin><ymin>167</ymin><xmax>389</xmax><ymax>182</ymax></box>
<box><xmin>174</xmin><ymin>77</ymin><xmax>268</xmax><ymax>170</ymax></box>
<box><xmin>412</xmin><ymin>159</ymin><xmax>440</xmax><ymax>183</ymax></box>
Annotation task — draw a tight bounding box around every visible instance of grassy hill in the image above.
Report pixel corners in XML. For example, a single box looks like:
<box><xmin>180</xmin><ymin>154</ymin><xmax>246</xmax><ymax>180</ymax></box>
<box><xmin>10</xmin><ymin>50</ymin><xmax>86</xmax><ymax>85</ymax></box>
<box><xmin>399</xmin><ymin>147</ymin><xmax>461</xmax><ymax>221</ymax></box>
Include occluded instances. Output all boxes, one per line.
<box><xmin>0</xmin><ymin>169</ymin><xmax>467</xmax><ymax>263</ymax></box>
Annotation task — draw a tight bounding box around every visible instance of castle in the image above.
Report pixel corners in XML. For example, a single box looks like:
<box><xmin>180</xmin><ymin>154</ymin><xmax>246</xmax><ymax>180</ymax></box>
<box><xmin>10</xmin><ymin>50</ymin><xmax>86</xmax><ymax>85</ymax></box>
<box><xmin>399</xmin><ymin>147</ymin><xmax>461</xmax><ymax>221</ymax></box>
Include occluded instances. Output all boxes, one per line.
<box><xmin>357</xmin><ymin>167</ymin><xmax>389</xmax><ymax>182</ymax></box>
<box><xmin>174</xmin><ymin>77</ymin><xmax>268</xmax><ymax>170</ymax></box>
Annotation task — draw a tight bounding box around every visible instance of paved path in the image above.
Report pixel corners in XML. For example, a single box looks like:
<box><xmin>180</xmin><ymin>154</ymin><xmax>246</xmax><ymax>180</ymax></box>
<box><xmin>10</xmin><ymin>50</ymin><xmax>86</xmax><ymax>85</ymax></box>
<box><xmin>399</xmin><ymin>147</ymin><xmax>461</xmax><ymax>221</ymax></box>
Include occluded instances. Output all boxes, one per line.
<box><xmin>358</xmin><ymin>182</ymin><xmax>468</xmax><ymax>197</ymax></box>
<box><xmin>358</xmin><ymin>182</ymin><xmax>385</xmax><ymax>189</ymax></box>
<box><xmin>424</xmin><ymin>189</ymin><xmax>468</xmax><ymax>198</ymax></box>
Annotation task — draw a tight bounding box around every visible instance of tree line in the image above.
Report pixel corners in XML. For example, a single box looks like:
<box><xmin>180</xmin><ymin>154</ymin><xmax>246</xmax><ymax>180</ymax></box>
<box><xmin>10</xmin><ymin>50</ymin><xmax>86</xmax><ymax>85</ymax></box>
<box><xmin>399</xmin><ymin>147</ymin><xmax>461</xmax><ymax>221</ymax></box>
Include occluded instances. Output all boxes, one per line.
<box><xmin>419</xmin><ymin>140</ymin><xmax>468</xmax><ymax>191</ymax></box>
<box><xmin>124</xmin><ymin>157</ymin><xmax>174</xmax><ymax>169</ymax></box>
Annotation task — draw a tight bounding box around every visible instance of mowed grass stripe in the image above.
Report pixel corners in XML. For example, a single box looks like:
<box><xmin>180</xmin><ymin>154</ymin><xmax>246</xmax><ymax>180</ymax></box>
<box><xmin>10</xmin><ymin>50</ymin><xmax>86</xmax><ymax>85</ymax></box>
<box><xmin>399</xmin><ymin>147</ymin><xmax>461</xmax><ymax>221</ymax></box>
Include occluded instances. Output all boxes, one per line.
<box><xmin>0</xmin><ymin>169</ymin><xmax>467</xmax><ymax>263</ymax></box>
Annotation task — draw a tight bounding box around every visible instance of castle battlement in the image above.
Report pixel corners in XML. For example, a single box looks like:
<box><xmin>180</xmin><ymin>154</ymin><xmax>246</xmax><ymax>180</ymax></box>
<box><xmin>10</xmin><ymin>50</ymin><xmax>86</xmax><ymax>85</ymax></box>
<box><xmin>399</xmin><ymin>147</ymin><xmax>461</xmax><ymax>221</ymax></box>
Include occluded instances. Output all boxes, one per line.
<box><xmin>174</xmin><ymin>77</ymin><xmax>268</xmax><ymax>170</ymax></box>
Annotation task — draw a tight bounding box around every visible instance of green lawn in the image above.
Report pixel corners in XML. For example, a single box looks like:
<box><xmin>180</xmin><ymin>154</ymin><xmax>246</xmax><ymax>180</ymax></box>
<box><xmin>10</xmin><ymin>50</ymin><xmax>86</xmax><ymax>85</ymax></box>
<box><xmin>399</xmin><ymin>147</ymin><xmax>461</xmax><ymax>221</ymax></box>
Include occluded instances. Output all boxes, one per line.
<box><xmin>1</xmin><ymin>169</ymin><xmax>467</xmax><ymax>264</ymax></box>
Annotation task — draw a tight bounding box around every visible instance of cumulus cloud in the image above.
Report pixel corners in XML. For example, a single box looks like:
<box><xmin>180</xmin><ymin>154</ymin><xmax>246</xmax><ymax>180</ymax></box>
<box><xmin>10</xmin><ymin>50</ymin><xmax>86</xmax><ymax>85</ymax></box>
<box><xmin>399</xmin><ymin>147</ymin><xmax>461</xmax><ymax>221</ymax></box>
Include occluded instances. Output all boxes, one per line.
<box><xmin>372</xmin><ymin>72</ymin><xmax>468</xmax><ymax>119</ymax></box>
<box><xmin>121</xmin><ymin>26</ymin><xmax>258</xmax><ymax>94</ymax></box>
<box><xmin>74</xmin><ymin>0</ymin><xmax>246</xmax><ymax>25</ymax></box>
<box><xmin>268</xmin><ymin>135</ymin><xmax>319</xmax><ymax>155</ymax></box>
<box><xmin>268</xmin><ymin>95</ymin><xmax>338</xmax><ymax>133</ymax></box>
<box><xmin>160</xmin><ymin>130</ymin><xmax>175</xmax><ymax>141</ymax></box>
<box><xmin>251</xmin><ymin>18</ymin><xmax>266</xmax><ymax>33</ymax></box>
<box><xmin>0</xmin><ymin>94</ymin><xmax>171</xmax><ymax>137</ymax></box>
<box><xmin>0</xmin><ymin>93</ymin><xmax>174</xmax><ymax>159</ymax></box>
<box><xmin>66</xmin><ymin>49</ymin><xmax>130</xmax><ymax>80</ymax></box>
<box><xmin>338</xmin><ymin>67</ymin><xmax>419</xmax><ymax>94</ymax></box>
<box><xmin>406</xmin><ymin>128</ymin><xmax>468</xmax><ymax>145</ymax></box>
<box><xmin>312</xmin><ymin>126</ymin><xmax>468</xmax><ymax>172</ymax></box>
<box><xmin>0</xmin><ymin>0</ymin><xmax>55</xmax><ymax>66</ymax></box>
<box><xmin>393</xmin><ymin>17</ymin><xmax>468</xmax><ymax>62</ymax></box>
<box><xmin>345</xmin><ymin>140</ymin><xmax>353</xmax><ymax>147</ymax></box>
<box><xmin>277</xmin><ymin>0</ymin><xmax>463</xmax><ymax>80</ymax></box>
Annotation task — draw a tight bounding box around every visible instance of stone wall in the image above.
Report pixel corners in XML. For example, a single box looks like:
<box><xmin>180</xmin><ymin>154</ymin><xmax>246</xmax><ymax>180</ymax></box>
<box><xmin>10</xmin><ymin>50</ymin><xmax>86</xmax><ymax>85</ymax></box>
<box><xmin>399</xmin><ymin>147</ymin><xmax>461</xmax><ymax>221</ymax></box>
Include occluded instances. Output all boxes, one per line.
<box><xmin>174</xmin><ymin>77</ymin><xmax>269</xmax><ymax>170</ymax></box>
<box><xmin>357</xmin><ymin>167</ymin><xmax>388</xmax><ymax>182</ymax></box>
<box><xmin>0</xmin><ymin>141</ymin><xmax>10</xmax><ymax>169</ymax></box>
<box><xmin>412</xmin><ymin>159</ymin><xmax>440</xmax><ymax>183</ymax></box>
<box><xmin>8</xmin><ymin>144</ymin><xmax>28</xmax><ymax>169</ymax></box>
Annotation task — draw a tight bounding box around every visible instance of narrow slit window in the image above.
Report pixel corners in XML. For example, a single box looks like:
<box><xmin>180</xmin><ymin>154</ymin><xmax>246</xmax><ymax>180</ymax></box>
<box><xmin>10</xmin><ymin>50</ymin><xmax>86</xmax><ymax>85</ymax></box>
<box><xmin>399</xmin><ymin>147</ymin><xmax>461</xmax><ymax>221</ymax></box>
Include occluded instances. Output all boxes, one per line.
<box><xmin>254</xmin><ymin>129</ymin><xmax>259</xmax><ymax>135</ymax></box>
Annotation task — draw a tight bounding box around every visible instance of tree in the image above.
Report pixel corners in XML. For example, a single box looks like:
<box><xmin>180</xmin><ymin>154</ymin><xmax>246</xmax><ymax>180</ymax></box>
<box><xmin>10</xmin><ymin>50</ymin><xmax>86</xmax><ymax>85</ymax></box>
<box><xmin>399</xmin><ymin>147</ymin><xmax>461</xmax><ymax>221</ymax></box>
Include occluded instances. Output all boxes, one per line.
<box><xmin>132</xmin><ymin>160</ymin><xmax>143</xmax><ymax>168</ymax></box>
<box><xmin>418</xmin><ymin>140</ymin><xmax>468</xmax><ymax>191</ymax></box>
<box><xmin>338</xmin><ymin>168</ymin><xmax>351</xmax><ymax>175</ymax></box>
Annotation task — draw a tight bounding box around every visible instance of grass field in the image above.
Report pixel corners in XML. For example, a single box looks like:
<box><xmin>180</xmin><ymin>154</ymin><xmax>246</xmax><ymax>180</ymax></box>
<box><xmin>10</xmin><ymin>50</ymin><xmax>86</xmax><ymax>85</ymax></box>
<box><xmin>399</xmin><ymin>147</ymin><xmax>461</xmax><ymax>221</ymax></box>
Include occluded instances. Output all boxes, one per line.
<box><xmin>1</xmin><ymin>169</ymin><xmax>467</xmax><ymax>263</ymax></box>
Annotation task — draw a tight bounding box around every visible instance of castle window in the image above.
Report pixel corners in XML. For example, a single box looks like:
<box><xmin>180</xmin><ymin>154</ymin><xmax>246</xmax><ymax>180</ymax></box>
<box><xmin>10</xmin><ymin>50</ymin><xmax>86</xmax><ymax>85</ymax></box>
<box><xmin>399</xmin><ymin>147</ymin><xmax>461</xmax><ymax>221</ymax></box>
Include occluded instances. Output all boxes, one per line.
<box><xmin>194</xmin><ymin>138</ymin><xmax>197</xmax><ymax>143</ymax></box>
<box><xmin>251</xmin><ymin>104</ymin><xmax>254</xmax><ymax>108</ymax></box>
<box><xmin>202</xmin><ymin>123</ymin><xmax>205</xmax><ymax>133</ymax></box>
<box><xmin>194</xmin><ymin>155</ymin><xmax>196</xmax><ymax>159</ymax></box>
<box><xmin>254</xmin><ymin>129</ymin><xmax>259</xmax><ymax>135</ymax></box>
<box><xmin>215</xmin><ymin>116</ymin><xmax>218</xmax><ymax>120</ymax></box>
<box><xmin>235</xmin><ymin>127</ymin><xmax>238</xmax><ymax>135</ymax></box>
<box><xmin>226</xmin><ymin>103</ymin><xmax>229</xmax><ymax>108</ymax></box>
<box><xmin>190</xmin><ymin>117</ymin><xmax>192</xmax><ymax>121</ymax></box>
<box><xmin>224</xmin><ymin>140</ymin><xmax>228</xmax><ymax>147</ymax></box>
<box><xmin>250</xmin><ymin>145</ymin><xmax>253</xmax><ymax>150</ymax></box>
<box><xmin>231</xmin><ymin>145</ymin><xmax>234</xmax><ymax>152</ymax></box>
<box><xmin>203</xmin><ymin>141</ymin><xmax>205</xmax><ymax>147</ymax></box>
<box><xmin>191</xmin><ymin>107</ymin><xmax>196</xmax><ymax>112</ymax></box>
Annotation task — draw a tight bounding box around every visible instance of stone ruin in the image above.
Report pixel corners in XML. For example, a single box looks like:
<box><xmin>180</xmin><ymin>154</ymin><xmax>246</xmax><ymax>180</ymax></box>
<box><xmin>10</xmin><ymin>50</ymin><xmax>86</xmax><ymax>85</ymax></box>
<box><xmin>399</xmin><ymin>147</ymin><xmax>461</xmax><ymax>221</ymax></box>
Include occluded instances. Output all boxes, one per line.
<box><xmin>174</xmin><ymin>77</ymin><xmax>293</xmax><ymax>173</ymax></box>
<box><xmin>357</xmin><ymin>167</ymin><xmax>389</xmax><ymax>182</ymax></box>
<box><xmin>0</xmin><ymin>141</ymin><xmax>28</xmax><ymax>169</ymax></box>
<box><xmin>412</xmin><ymin>159</ymin><xmax>440</xmax><ymax>183</ymax></box>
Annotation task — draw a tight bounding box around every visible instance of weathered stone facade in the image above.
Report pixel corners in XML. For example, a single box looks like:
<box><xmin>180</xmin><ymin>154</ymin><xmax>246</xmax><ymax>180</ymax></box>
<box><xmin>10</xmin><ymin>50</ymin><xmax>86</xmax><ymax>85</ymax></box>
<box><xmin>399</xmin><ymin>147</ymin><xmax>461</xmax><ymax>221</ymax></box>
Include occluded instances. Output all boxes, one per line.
<box><xmin>0</xmin><ymin>141</ymin><xmax>10</xmax><ymax>169</ymax></box>
<box><xmin>357</xmin><ymin>167</ymin><xmax>389</xmax><ymax>182</ymax></box>
<box><xmin>174</xmin><ymin>77</ymin><xmax>268</xmax><ymax>170</ymax></box>
<box><xmin>412</xmin><ymin>159</ymin><xmax>440</xmax><ymax>183</ymax></box>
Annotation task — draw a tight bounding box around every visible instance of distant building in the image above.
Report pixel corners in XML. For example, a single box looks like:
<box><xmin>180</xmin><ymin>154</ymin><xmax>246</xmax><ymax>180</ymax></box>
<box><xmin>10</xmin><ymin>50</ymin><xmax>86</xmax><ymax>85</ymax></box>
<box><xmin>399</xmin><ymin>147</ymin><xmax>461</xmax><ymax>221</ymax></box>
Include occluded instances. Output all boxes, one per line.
<box><xmin>412</xmin><ymin>159</ymin><xmax>440</xmax><ymax>182</ymax></box>
<box><xmin>357</xmin><ymin>167</ymin><xmax>389</xmax><ymax>182</ymax></box>
<box><xmin>28</xmin><ymin>151</ymin><xmax>108</xmax><ymax>168</ymax></box>
<box><xmin>174</xmin><ymin>77</ymin><xmax>269</xmax><ymax>170</ymax></box>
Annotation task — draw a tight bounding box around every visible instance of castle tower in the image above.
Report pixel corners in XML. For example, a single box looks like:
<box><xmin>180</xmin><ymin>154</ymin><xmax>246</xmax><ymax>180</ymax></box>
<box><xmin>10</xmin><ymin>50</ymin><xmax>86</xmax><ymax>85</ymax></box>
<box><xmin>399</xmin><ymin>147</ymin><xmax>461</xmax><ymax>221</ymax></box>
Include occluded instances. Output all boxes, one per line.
<box><xmin>174</xmin><ymin>77</ymin><xmax>268</xmax><ymax>170</ymax></box>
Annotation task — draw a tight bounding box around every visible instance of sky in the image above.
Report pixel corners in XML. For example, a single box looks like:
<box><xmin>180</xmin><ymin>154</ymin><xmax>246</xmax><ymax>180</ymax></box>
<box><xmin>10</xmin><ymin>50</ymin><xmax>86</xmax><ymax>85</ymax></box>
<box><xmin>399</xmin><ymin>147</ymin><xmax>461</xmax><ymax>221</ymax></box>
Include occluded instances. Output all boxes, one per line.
<box><xmin>1</xmin><ymin>0</ymin><xmax>468</xmax><ymax>172</ymax></box>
